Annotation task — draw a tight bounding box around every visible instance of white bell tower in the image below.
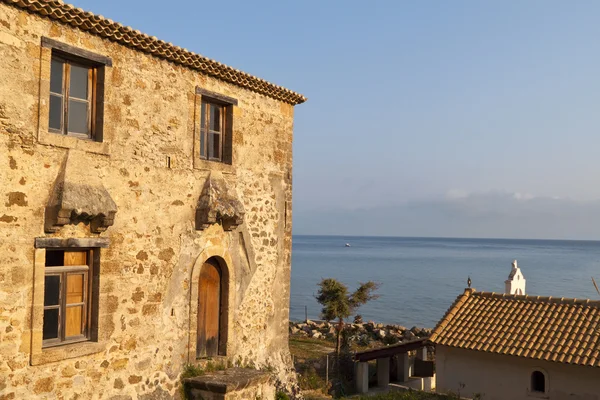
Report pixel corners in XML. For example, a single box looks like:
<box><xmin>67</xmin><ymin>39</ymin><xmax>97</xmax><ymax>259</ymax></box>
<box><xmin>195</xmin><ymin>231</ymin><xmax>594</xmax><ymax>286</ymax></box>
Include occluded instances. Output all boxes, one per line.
<box><xmin>505</xmin><ymin>260</ymin><xmax>526</xmax><ymax>295</ymax></box>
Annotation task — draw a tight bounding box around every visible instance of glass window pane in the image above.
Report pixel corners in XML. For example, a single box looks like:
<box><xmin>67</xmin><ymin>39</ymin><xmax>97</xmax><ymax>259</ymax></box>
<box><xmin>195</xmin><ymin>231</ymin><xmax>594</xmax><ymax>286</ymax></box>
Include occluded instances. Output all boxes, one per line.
<box><xmin>44</xmin><ymin>275</ymin><xmax>61</xmax><ymax>306</ymax></box>
<box><xmin>45</xmin><ymin>250</ymin><xmax>64</xmax><ymax>267</ymax></box>
<box><xmin>66</xmin><ymin>273</ymin><xmax>84</xmax><ymax>304</ymax></box>
<box><xmin>69</xmin><ymin>65</ymin><xmax>89</xmax><ymax>100</ymax></box>
<box><xmin>211</xmin><ymin>133</ymin><xmax>221</xmax><ymax>160</ymax></box>
<box><xmin>49</xmin><ymin>95</ymin><xmax>63</xmax><ymax>131</ymax></box>
<box><xmin>43</xmin><ymin>308</ymin><xmax>59</xmax><ymax>340</ymax></box>
<box><xmin>68</xmin><ymin>99</ymin><xmax>89</xmax><ymax>135</ymax></box>
<box><xmin>200</xmin><ymin>102</ymin><xmax>206</xmax><ymax>158</ymax></box>
<box><xmin>65</xmin><ymin>305</ymin><xmax>83</xmax><ymax>337</ymax></box>
<box><xmin>50</xmin><ymin>59</ymin><xmax>64</xmax><ymax>94</ymax></box>
<box><xmin>200</xmin><ymin>130</ymin><xmax>206</xmax><ymax>158</ymax></box>
<box><xmin>210</xmin><ymin>104</ymin><xmax>221</xmax><ymax>131</ymax></box>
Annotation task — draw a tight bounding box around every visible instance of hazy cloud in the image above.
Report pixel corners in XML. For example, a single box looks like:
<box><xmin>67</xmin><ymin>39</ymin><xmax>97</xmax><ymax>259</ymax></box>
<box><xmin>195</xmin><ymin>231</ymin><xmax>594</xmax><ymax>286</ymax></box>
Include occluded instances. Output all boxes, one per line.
<box><xmin>294</xmin><ymin>192</ymin><xmax>600</xmax><ymax>240</ymax></box>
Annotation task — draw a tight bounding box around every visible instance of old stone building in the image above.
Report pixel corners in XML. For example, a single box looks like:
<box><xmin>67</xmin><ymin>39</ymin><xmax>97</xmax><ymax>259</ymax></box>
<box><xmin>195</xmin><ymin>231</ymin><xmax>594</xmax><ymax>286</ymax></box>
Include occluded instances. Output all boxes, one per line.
<box><xmin>0</xmin><ymin>0</ymin><xmax>305</xmax><ymax>399</ymax></box>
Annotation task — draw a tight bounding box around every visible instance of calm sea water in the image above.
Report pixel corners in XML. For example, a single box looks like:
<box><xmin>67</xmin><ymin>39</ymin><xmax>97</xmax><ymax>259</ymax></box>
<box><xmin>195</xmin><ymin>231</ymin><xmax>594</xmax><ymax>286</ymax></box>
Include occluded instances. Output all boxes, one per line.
<box><xmin>290</xmin><ymin>235</ymin><xmax>600</xmax><ymax>328</ymax></box>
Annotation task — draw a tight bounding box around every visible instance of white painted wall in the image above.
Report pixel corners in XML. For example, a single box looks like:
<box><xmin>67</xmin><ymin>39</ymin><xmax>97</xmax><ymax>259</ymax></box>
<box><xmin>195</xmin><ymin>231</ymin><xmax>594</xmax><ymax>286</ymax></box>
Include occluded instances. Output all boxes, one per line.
<box><xmin>505</xmin><ymin>260</ymin><xmax>526</xmax><ymax>295</ymax></box>
<box><xmin>436</xmin><ymin>345</ymin><xmax>600</xmax><ymax>400</ymax></box>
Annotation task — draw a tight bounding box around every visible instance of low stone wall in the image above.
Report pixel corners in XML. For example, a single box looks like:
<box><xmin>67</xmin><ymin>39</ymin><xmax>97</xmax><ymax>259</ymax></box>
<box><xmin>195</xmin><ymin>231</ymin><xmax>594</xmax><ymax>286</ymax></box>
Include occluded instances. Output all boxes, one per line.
<box><xmin>183</xmin><ymin>368</ymin><xmax>275</xmax><ymax>400</ymax></box>
<box><xmin>290</xmin><ymin>320</ymin><xmax>431</xmax><ymax>346</ymax></box>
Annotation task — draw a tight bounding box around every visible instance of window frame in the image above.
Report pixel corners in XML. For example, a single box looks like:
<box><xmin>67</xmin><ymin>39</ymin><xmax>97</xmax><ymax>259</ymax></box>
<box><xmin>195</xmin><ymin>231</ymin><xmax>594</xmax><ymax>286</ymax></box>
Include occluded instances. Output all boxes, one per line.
<box><xmin>200</xmin><ymin>100</ymin><xmax>225</xmax><ymax>161</ymax></box>
<box><xmin>48</xmin><ymin>56</ymin><xmax>97</xmax><ymax>140</ymax></box>
<box><xmin>41</xmin><ymin>37</ymin><xmax>111</xmax><ymax>144</ymax></box>
<box><xmin>195</xmin><ymin>87</ymin><xmax>237</xmax><ymax>166</ymax></box>
<box><xmin>43</xmin><ymin>249</ymin><xmax>94</xmax><ymax>348</ymax></box>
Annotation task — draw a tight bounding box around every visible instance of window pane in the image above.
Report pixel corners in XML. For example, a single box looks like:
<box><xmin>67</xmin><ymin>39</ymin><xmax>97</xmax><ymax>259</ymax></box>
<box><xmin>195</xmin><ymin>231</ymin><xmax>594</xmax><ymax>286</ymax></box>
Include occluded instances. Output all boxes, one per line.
<box><xmin>200</xmin><ymin>102</ymin><xmax>206</xmax><ymax>158</ymax></box>
<box><xmin>69</xmin><ymin>65</ymin><xmax>89</xmax><ymax>100</ymax></box>
<box><xmin>210</xmin><ymin>104</ymin><xmax>221</xmax><ymax>131</ymax></box>
<box><xmin>66</xmin><ymin>273</ymin><xmax>84</xmax><ymax>304</ymax></box>
<box><xmin>201</xmin><ymin>102</ymin><xmax>206</xmax><ymax>129</ymax></box>
<box><xmin>68</xmin><ymin>99</ymin><xmax>89</xmax><ymax>135</ymax></box>
<box><xmin>65</xmin><ymin>305</ymin><xmax>83</xmax><ymax>337</ymax></box>
<box><xmin>49</xmin><ymin>95</ymin><xmax>63</xmax><ymax>131</ymax></box>
<box><xmin>45</xmin><ymin>250</ymin><xmax>64</xmax><ymax>267</ymax></box>
<box><xmin>210</xmin><ymin>133</ymin><xmax>221</xmax><ymax>160</ymax></box>
<box><xmin>50</xmin><ymin>59</ymin><xmax>64</xmax><ymax>94</ymax></box>
<box><xmin>200</xmin><ymin>130</ymin><xmax>206</xmax><ymax>158</ymax></box>
<box><xmin>43</xmin><ymin>309</ymin><xmax>60</xmax><ymax>340</ymax></box>
<box><xmin>44</xmin><ymin>275</ymin><xmax>61</xmax><ymax>306</ymax></box>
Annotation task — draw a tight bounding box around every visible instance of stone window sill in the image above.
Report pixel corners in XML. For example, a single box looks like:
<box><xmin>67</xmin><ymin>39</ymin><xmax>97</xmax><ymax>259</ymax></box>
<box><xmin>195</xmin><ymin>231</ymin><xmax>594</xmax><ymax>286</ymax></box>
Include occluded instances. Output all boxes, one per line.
<box><xmin>38</xmin><ymin>129</ymin><xmax>110</xmax><ymax>156</ymax></box>
<box><xmin>31</xmin><ymin>341</ymin><xmax>106</xmax><ymax>366</ymax></box>
<box><xmin>193</xmin><ymin>158</ymin><xmax>235</xmax><ymax>175</ymax></box>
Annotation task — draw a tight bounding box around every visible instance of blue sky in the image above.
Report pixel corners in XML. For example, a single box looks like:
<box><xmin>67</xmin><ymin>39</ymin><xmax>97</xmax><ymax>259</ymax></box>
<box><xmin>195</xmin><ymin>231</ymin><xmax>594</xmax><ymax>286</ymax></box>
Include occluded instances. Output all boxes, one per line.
<box><xmin>70</xmin><ymin>1</ymin><xmax>600</xmax><ymax>238</ymax></box>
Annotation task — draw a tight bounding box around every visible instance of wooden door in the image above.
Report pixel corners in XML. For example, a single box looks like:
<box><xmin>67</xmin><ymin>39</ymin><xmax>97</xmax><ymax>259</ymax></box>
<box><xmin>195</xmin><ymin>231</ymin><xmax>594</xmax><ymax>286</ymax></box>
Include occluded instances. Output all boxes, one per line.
<box><xmin>197</xmin><ymin>259</ymin><xmax>221</xmax><ymax>357</ymax></box>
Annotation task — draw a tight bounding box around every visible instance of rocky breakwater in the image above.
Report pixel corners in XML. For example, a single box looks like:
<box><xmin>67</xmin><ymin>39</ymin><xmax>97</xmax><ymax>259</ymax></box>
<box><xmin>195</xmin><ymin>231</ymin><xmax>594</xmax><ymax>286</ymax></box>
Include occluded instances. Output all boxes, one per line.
<box><xmin>290</xmin><ymin>320</ymin><xmax>431</xmax><ymax>347</ymax></box>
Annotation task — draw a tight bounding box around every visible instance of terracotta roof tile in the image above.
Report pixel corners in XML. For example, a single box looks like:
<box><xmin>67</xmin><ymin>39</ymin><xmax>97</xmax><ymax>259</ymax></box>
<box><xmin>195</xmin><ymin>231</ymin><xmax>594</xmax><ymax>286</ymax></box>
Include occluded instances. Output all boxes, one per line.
<box><xmin>1</xmin><ymin>0</ymin><xmax>306</xmax><ymax>105</ymax></box>
<box><xmin>430</xmin><ymin>289</ymin><xmax>600</xmax><ymax>368</ymax></box>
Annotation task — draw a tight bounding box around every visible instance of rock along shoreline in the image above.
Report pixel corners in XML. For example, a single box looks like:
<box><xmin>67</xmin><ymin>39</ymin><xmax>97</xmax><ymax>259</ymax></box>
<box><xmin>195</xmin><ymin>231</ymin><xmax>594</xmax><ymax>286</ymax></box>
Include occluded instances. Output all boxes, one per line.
<box><xmin>289</xmin><ymin>319</ymin><xmax>432</xmax><ymax>347</ymax></box>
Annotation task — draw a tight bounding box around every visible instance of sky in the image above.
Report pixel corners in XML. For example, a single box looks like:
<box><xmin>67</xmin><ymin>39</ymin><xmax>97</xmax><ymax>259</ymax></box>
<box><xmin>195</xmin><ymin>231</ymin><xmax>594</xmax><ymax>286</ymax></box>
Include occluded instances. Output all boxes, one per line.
<box><xmin>70</xmin><ymin>0</ymin><xmax>600</xmax><ymax>239</ymax></box>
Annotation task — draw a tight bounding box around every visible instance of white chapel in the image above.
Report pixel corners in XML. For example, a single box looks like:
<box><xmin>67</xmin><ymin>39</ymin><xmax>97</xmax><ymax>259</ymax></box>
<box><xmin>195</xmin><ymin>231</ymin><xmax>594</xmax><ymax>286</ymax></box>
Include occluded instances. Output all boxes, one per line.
<box><xmin>505</xmin><ymin>259</ymin><xmax>526</xmax><ymax>295</ymax></box>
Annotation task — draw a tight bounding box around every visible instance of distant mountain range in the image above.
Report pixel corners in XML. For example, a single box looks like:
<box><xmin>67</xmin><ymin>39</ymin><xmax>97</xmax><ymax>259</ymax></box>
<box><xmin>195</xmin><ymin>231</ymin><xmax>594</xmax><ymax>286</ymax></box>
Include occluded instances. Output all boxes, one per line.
<box><xmin>293</xmin><ymin>192</ymin><xmax>600</xmax><ymax>240</ymax></box>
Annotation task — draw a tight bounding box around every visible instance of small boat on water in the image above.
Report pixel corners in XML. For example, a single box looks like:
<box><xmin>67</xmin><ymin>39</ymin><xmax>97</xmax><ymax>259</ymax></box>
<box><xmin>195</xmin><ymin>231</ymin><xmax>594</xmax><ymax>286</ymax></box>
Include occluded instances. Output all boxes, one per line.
<box><xmin>345</xmin><ymin>243</ymin><xmax>351</xmax><ymax>247</ymax></box>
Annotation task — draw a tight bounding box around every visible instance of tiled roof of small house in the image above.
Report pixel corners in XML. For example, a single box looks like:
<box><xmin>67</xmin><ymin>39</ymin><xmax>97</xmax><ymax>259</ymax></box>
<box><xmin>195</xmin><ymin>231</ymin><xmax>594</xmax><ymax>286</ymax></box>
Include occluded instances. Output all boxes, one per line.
<box><xmin>1</xmin><ymin>0</ymin><xmax>307</xmax><ymax>105</ymax></box>
<box><xmin>430</xmin><ymin>288</ymin><xmax>600</xmax><ymax>368</ymax></box>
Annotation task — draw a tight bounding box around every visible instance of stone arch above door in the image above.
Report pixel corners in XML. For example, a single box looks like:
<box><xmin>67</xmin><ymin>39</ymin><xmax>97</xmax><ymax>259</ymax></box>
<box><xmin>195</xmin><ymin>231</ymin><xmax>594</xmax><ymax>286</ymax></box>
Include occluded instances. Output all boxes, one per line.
<box><xmin>188</xmin><ymin>246</ymin><xmax>235</xmax><ymax>362</ymax></box>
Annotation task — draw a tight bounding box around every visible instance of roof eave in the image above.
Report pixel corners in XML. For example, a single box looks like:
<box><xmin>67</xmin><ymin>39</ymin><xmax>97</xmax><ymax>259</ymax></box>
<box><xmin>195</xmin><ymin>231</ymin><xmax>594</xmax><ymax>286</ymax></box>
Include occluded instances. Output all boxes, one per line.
<box><xmin>2</xmin><ymin>0</ymin><xmax>307</xmax><ymax>105</ymax></box>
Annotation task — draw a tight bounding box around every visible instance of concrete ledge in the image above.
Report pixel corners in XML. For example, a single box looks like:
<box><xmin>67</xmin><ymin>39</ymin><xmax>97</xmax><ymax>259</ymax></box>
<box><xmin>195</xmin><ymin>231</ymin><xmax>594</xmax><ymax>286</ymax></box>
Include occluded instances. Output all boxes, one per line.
<box><xmin>184</xmin><ymin>368</ymin><xmax>271</xmax><ymax>394</ymax></box>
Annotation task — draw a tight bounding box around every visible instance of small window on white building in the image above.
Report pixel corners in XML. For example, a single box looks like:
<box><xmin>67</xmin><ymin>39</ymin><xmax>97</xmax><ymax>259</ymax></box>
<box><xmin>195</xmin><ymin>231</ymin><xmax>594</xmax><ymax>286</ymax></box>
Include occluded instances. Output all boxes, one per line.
<box><xmin>531</xmin><ymin>370</ymin><xmax>546</xmax><ymax>393</ymax></box>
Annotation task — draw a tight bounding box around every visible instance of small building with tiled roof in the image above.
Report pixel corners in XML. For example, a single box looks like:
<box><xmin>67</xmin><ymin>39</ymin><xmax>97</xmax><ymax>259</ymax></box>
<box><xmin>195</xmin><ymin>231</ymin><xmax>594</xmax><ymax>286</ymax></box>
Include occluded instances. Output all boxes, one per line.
<box><xmin>430</xmin><ymin>287</ymin><xmax>600</xmax><ymax>400</ymax></box>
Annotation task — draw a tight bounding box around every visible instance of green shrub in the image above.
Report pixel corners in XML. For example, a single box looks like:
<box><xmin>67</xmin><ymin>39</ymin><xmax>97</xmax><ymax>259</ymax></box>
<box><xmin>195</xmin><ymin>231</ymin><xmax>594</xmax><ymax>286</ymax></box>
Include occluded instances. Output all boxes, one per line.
<box><xmin>180</xmin><ymin>364</ymin><xmax>205</xmax><ymax>380</ymax></box>
<box><xmin>275</xmin><ymin>391</ymin><xmax>290</xmax><ymax>400</ymax></box>
<box><xmin>297</xmin><ymin>366</ymin><xmax>326</xmax><ymax>391</ymax></box>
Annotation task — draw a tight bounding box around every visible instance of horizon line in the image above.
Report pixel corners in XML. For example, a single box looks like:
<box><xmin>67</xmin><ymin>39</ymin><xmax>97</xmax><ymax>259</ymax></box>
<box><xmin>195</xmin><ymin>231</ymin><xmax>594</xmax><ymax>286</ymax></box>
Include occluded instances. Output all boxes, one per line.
<box><xmin>291</xmin><ymin>233</ymin><xmax>600</xmax><ymax>243</ymax></box>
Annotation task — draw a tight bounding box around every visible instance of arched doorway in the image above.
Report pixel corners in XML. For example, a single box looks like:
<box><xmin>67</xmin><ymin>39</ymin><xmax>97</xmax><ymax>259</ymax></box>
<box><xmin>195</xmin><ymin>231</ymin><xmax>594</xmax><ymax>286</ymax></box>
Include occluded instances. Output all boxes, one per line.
<box><xmin>197</xmin><ymin>257</ymin><xmax>228</xmax><ymax>358</ymax></box>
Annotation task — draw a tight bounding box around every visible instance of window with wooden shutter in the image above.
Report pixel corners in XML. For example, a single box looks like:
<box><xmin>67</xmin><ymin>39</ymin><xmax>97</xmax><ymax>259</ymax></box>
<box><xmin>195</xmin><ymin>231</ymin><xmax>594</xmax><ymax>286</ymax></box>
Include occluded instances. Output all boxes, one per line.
<box><xmin>49</xmin><ymin>57</ymin><xmax>96</xmax><ymax>139</ymax></box>
<box><xmin>43</xmin><ymin>249</ymin><xmax>93</xmax><ymax>347</ymax></box>
<box><xmin>196</xmin><ymin>87</ymin><xmax>237</xmax><ymax>165</ymax></box>
<box><xmin>42</xmin><ymin>37</ymin><xmax>111</xmax><ymax>143</ymax></box>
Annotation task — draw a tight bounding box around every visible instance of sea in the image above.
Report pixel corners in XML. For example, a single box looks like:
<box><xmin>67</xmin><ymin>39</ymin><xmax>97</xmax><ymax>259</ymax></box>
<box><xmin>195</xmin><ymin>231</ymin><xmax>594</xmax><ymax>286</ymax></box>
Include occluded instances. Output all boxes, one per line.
<box><xmin>290</xmin><ymin>235</ymin><xmax>600</xmax><ymax>329</ymax></box>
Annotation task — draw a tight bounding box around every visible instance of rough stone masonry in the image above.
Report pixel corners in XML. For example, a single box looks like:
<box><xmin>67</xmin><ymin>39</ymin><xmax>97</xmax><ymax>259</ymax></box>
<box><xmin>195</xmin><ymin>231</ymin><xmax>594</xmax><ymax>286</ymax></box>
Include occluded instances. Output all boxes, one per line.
<box><xmin>0</xmin><ymin>1</ymin><xmax>305</xmax><ymax>399</ymax></box>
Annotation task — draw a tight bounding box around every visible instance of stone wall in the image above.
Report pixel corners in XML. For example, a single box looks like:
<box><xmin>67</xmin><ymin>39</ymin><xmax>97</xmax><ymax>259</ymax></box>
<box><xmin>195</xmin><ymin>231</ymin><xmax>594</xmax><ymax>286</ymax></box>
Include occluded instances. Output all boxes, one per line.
<box><xmin>0</xmin><ymin>3</ymin><xmax>298</xmax><ymax>399</ymax></box>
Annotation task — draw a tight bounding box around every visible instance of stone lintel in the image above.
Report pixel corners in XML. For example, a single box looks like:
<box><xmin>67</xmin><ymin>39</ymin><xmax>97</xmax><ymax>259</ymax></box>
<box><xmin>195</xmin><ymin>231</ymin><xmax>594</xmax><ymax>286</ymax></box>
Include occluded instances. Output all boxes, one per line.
<box><xmin>195</xmin><ymin>86</ymin><xmax>238</xmax><ymax>106</ymax></box>
<box><xmin>35</xmin><ymin>237</ymin><xmax>110</xmax><ymax>249</ymax></box>
<box><xmin>184</xmin><ymin>368</ymin><xmax>270</xmax><ymax>394</ymax></box>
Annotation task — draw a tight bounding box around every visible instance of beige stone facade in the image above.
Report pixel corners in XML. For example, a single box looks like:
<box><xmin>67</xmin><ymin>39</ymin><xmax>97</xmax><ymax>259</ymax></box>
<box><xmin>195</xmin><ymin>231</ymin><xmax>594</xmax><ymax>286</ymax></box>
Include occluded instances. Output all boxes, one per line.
<box><xmin>0</xmin><ymin>1</ymin><xmax>304</xmax><ymax>399</ymax></box>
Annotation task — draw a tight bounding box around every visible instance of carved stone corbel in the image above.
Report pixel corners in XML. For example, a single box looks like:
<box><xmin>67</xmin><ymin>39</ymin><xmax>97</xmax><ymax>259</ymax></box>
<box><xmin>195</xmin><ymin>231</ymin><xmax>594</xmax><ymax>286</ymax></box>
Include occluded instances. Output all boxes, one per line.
<box><xmin>195</xmin><ymin>172</ymin><xmax>244</xmax><ymax>231</ymax></box>
<box><xmin>45</xmin><ymin>151</ymin><xmax>117</xmax><ymax>233</ymax></box>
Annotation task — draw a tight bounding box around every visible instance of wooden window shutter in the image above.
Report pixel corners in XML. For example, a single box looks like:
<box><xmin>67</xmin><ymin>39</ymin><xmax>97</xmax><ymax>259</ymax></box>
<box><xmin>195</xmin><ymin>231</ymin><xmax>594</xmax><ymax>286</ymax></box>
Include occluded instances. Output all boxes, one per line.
<box><xmin>223</xmin><ymin>106</ymin><xmax>234</xmax><ymax>165</ymax></box>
